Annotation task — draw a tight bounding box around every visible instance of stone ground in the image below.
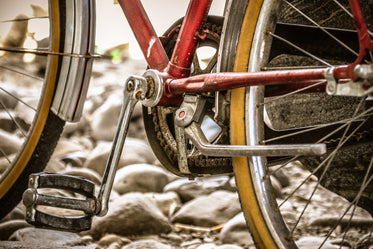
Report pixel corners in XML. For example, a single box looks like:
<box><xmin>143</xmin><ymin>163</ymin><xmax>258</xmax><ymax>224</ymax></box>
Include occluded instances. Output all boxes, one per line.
<box><xmin>0</xmin><ymin>57</ymin><xmax>372</xmax><ymax>249</ymax></box>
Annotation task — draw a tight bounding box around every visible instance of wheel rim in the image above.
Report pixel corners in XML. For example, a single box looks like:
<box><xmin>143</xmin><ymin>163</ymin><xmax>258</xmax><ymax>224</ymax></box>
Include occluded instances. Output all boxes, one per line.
<box><xmin>0</xmin><ymin>0</ymin><xmax>60</xmax><ymax>198</ymax></box>
<box><xmin>233</xmin><ymin>0</ymin><xmax>373</xmax><ymax>248</ymax></box>
<box><xmin>230</xmin><ymin>0</ymin><xmax>292</xmax><ymax>248</ymax></box>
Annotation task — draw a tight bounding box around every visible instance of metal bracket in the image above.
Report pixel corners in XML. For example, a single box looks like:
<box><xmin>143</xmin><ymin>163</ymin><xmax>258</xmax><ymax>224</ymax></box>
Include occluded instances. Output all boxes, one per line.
<box><xmin>175</xmin><ymin>95</ymin><xmax>207</xmax><ymax>127</ymax></box>
<box><xmin>325</xmin><ymin>66</ymin><xmax>373</xmax><ymax>97</ymax></box>
<box><xmin>173</xmin><ymin>95</ymin><xmax>208</xmax><ymax>174</ymax></box>
<box><xmin>173</xmin><ymin>93</ymin><xmax>325</xmax><ymax>170</ymax></box>
<box><xmin>184</xmin><ymin>122</ymin><xmax>326</xmax><ymax>157</ymax></box>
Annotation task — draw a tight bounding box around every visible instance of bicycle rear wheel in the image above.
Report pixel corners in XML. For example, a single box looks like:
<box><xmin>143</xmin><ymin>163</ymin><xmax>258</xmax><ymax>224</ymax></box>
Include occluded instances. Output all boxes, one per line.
<box><xmin>225</xmin><ymin>0</ymin><xmax>373</xmax><ymax>248</ymax></box>
<box><xmin>0</xmin><ymin>0</ymin><xmax>94</xmax><ymax>218</ymax></box>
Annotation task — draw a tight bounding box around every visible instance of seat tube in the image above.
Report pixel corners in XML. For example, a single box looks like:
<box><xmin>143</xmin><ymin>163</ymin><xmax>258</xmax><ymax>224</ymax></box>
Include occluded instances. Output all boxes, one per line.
<box><xmin>166</xmin><ymin>0</ymin><xmax>213</xmax><ymax>78</ymax></box>
<box><xmin>117</xmin><ymin>0</ymin><xmax>169</xmax><ymax>71</ymax></box>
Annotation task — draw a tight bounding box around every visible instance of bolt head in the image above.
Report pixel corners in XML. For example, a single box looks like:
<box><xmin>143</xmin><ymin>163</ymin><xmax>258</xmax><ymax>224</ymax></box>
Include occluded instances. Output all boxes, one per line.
<box><xmin>327</xmin><ymin>84</ymin><xmax>334</xmax><ymax>92</ymax></box>
<box><xmin>127</xmin><ymin>80</ymin><xmax>135</xmax><ymax>91</ymax></box>
<box><xmin>179</xmin><ymin>111</ymin><xmax>185</xmax><ymax>118</ymax></box>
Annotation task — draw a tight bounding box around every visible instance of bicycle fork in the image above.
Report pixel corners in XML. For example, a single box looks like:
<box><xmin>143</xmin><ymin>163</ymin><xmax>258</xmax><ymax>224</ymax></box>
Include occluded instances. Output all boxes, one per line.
<box><xmin>22</xmin><ymin>69</ymin><xmax>326</xmax><ymax>232</ymax></box>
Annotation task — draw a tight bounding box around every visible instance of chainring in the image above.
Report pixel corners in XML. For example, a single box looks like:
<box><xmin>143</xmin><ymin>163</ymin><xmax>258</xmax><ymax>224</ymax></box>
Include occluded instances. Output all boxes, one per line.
<box><xmin>142</xmin><ymin>16</ymin><xmax>233</xmax><ymax>177</ymax></box>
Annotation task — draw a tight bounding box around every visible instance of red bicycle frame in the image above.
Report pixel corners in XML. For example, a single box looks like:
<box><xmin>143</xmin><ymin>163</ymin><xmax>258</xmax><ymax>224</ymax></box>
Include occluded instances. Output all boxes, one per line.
<box><xmin>117</xmin><ymin>0</ymin><xmax>373</xmax><ymax>105</ymax></box>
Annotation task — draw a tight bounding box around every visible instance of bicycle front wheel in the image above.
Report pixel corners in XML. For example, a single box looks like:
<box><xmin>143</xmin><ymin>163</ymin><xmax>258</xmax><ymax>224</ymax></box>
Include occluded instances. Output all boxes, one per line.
<box><xmin>0</xmin><ymin>0</ymin><xmax>94</xmax><ymax>218</ymax></box>
<box><xmin>225</xmin><ymin>0</ymin><xmax>373</xmax><ymax>248</ymax></box>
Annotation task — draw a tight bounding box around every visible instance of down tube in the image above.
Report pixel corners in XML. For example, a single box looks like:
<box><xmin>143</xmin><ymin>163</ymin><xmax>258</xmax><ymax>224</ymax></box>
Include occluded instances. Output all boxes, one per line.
<box><xmin>117</xmin><ymin>0</ymin><xmax>169</xmax><ymax>71</ymax></box>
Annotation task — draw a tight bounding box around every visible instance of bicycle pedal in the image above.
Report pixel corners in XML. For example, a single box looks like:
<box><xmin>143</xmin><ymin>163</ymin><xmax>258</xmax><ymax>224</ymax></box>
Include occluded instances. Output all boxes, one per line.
<box><xmin>22</xmin><ymin>172</ymin><xmax>96</xmax><ymax>232</ymax></box>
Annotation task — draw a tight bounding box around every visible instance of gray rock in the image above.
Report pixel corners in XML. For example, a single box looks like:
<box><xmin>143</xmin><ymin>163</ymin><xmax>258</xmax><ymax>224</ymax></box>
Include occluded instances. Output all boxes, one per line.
<box><xmin>14</xmin><ymin>97</ymin><xmax>38</xmax><ymax>126</ymax></box>
<box><xmin>229</xmin><ymin>177</ymin><xmax>237</xmax><ymax>191</ymax></box>
<box><xmin>121</xmin><ymin>239</ymin><xmax>172</xmax><ymax>249</ymax></box>
<box><xmin>171</xmin><ymin>190</ymin><xmax>241</xmax><ymax>227</ymax></box>
<box><xmin>44</xmin><ymin>158</ymin><xmax>66</xmax><ymax>173</ymax></box>
<box><xmin>0</xmin><ymin>203</ymin><xmax>25</xmax><ymax>222</ymax></box>
<box><xmin>83</xmin><ymin>138</ymin><xmax>157</xmax><ymax>175</ymax></box>
<box><xmin>180</xmin><ymin>239</ymin><xmax>202</xmax><ymax>248</ymax></box>
<box><xmin>2</xmin><ymin>14</ymin><xmax>28</xmax><ymax>49</ymax></box>
<box><xmin>0</xmin><ymin>219</ymin><xmax>32</xmax><ymax>240</ymax></box>
<box><xmin>90</xmin><ymin>90</ymin><xmax>147</xmax><ymax>141</ymax></box>
<box><xmin>9</xmin><ymin>227</ymin><xmax>83</xmax><ymax>246</ymax></box>
<box><xmin>0</xmin><ymin>154</ymin><xmax>15</xmax><ymax>174</ymax></box>
<box><xmin>295</xmin><ymin>237</ymin><xmax>345</xmax><ymax>249</ymax></box>
<box><xmin>0</xmin><ymin>111</ymin><xmax>16</xmax><ymax>132</ymax></box>
<box><xmin>113</xmin><ymin>164</ymin><xmax>170</xmax><ymax>195</ymax></box>
<box><xmin>61</xmin><ymin>167</ymin><xmax>102</xmax><ymax>185</ymax></box>
<box><xmin>270</xmin><ymin>167</ymin><xmax>290</xmax><ymax>188</ymax></box>
<box><xmin>62</xmin><ymin>116</ymin><xmax>89</xmax><ymax>136</ymax></box>
<box><xmin>144</xmin><ymin>191</ymin><xmax>181</xmax><ymax>217</ymax></box>
<box><xmin>164</xmin><ymin>232</ymin><xmax>183</xmax><ymax>244</ymax></box>
<box><xmin>52</xmin><ymin>138</ymin><xmax>87</xmax><ymax>158</ymax></box>
<box><xmin>164</xmin><ymin>176</ymin><xmax>234</xmax><ymax>202</ymax></box>
<box><xmin>57</xmin><ymin>151</ymin><xmax>88</xmax><ymax>167</ymax></box>
<box><xmin>216</xmin><ymin>245</ymin><xmax>244</xmax><ymax>249</ymax></box>
<box><xmin>89</xmin><ymin>193</ymin><xmax>172</xmax><ymax>238</ymax></box>
<box><xmin>270</xmin><ymin>175</ymin><xmax>283</xmax><ymax>199</ymax></box>
<box><xmin>0</xmin><ymin>241</ymin><xmax>96</xmax><ymax>249</ymax></box>
<box><xmin>0</xmin><ymin>130</ymin><xmax>22</xmax><ymax>156</ymax></box>
<box><xmin>90</xmin><ymin>95</ymin><xmax>123</xmax><ymax>141</ymax></box>
<box><xmin>194</xmin><ymin>243</ymin><xmax>218</xmax><ymax>249</ymax></box>
<box><xmin>0</xmin><ymin>84</ymin><xmax>19</xmax><ymax>110</ymax></box>
<box><xmin>97</xmin><ymin>234</ymin><xmax>131</xmax><ymax>248</ymax></box>
<box><xmin>219</xmin><ymin>212</ymin><xmax>254</xmax><ymax>247</ymax></box>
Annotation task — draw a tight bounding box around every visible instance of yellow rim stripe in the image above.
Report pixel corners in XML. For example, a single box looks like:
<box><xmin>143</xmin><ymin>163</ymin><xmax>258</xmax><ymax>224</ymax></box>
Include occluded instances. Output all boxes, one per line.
<box><xmin>230</xmin><ymin>0</ymin><xmax>277</xmax><ymax>248</ymax></box>
<box><xmin>0</xmin><ymin>1</ymin><xmax>60</xmax><ymax>199</ymax></box>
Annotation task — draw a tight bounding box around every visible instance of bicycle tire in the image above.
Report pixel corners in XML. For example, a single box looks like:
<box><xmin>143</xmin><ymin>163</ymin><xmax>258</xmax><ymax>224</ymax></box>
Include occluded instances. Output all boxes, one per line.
<box><xmin>0</xmin><ymin>1</ymin><xmax>70</xmax><ymax>218</ymax></box>
<box><xmin>226</xmin><ymin>0</ymin><xmax>373</xmax><ymax>248</ymax></box>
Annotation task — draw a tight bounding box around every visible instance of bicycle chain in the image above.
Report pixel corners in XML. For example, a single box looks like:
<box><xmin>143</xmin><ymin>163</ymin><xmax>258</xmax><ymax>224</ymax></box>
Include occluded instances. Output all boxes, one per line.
<box><xmin>146</xmin><ymin>19</ymin><xmax>233</xmax><ymax>175</ymax></box>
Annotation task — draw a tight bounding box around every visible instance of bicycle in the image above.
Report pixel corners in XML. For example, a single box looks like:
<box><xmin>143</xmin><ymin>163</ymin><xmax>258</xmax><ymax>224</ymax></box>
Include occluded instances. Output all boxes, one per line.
<box><xmin>0</xmin><ymin>0</ymin><xmax>372</xmax><ymax>248</ymax></box>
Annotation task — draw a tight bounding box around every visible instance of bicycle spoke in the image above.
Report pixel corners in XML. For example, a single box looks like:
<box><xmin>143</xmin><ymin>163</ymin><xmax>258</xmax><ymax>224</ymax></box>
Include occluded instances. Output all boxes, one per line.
<box><xmin>332</xmin><ymin>0</ymin><xmax>353</xmax><ymax>18</ymax></box>
<box><xmin>0</xmin><ymin>147</ymin><xmax>11</xmax><ymax>165</ymax></box>
<box><xmin>0</xmin><ymin>86</ymin><xmax>37</xmax><ymax>112</ymax></box>
<box><xmin>263</xmin><ymin>106</ymin><xmax>372</xmax><ymax>144</ymax></box>
<box><xmin>318</xmin><ymin>166</ymin><xmax>373</xmax><ymax>249</ymax></box>
<box><xmin>269</xmin><ymin>31</ymin><xmax>332</xmax><ymax>66</ymax></box>
<box><xmin>0</xmin><ymin>16</ymin><xmax>48</xmax><ymax>23</ymax></box>
<box><xmin>286</xmin><ymin>97</ymin><xmax>367</xmax><ymax>233</ymax></box>
<box><xmin>262</xmin><ymin>80</ymin><xmax>326</xmax><ymax>105</ymax></box>
<box><xmin>284</xmin><ymin>0</ymin><xmax>360</xmax><ymax>58</ymax></box>
<box><xmin>0</xmin><ymin>47</ymin><xmax>99</xmax><ymax>58</ymax></box>
<box><xmin>289</xmin><ymin>117</ymin><xmax>367</xmax><ymax>235</ymax></box>
<box><xmin>340</xmin><ymin>157</ymin><xmax>373</xmax><ymax>248</ymax></box>
<box><xmin>238</xmin><ymin>0</ymin><xmax>373</xmax><ymax>247</ymax></box>
<box><xmin>0</xmin><ymin>99</ymin><xmax>26</xmax><ymax>137</ymax></box>
<box><xmin>0</xmin><ymin>64</ymin><xmax>43</xmax><ymax>82</ymax></box>
<box><xmin>278</xmin><ymin>115</ymin><xmax>368</xmax><ymax>209</ymax></box>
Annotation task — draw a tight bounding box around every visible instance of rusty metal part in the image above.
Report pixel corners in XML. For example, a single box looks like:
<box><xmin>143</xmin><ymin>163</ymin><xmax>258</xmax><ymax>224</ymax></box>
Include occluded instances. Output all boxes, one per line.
<box><xmin>143</xmin><ymin>16</ymin><xmax>233</xmax><ymax>176</ymax></box>
<box><xmin>23</xmin><ymin>173</ymin><xmax>95</xmax><ymax>232</ymax></box>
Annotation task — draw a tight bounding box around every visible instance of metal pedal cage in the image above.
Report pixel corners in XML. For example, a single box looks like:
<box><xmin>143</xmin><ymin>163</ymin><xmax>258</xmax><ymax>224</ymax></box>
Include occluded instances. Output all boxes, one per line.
<box><xmin>23</xmin><ymin>173</ymin><xmax>96</xmax><ymax>232</ymax></box>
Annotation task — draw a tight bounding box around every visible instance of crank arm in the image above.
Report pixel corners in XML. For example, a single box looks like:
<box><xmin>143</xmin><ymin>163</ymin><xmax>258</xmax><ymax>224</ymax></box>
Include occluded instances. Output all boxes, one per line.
<box><xmin>185</xmin><ymin>122</ymin><xmax>326</xmax><ymax>157</ymax></box>
<box><xmin>95</xmin><ymin>78</ymin><xmax>139</xmax><ymax>216</ymax></box>
<box><xmin>22</xmin><ymin>70</ymin><xmax>164</xmax><ymax>231</ymax></box>
<box><xmin>96</xmin><ymin>69</ymin><xmax>163</xmax><ymax>216</ymax></box>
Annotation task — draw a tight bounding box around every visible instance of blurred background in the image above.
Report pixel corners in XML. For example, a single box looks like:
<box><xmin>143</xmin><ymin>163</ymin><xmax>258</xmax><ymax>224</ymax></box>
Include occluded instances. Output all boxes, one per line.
<box><xmin>0</xmin><ymin>0</ymin><xmax>225</xmax><ymax>60</ymax></box>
